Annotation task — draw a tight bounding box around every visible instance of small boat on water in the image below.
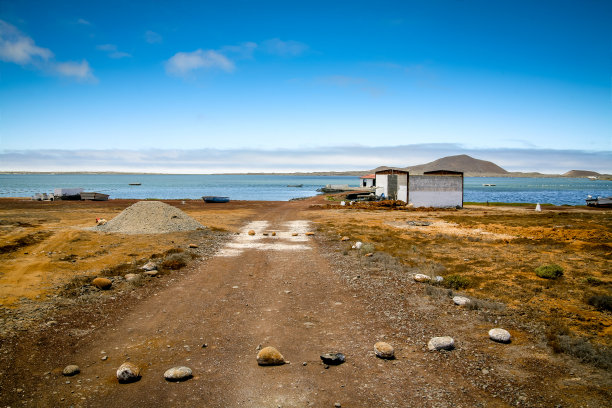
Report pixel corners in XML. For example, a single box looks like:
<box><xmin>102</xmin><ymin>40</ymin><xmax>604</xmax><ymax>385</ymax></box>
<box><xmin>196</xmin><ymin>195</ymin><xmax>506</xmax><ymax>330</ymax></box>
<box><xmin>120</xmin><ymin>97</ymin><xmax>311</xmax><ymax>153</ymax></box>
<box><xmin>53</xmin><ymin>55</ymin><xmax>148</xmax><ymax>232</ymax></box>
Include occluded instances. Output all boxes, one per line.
<box><xmin>287</xmin><ymin>184</ymin><xmax>303</xmax><ymax>187</ymax></box>
<box><xmin>129</xmin><ymin>183</ymin><xmax>141</xmax><ymax>186</ymax></box>
<box><xmin>483</xmin><ymin>184</ymin><xmax>496</xmax><ymax>187</ymax></box>
<box><xmin>586</xmin><ymin>195</ymin><xmax>612</xmax><ymax>207</ymax></box>
<box><xmin>202</xmin><ymin>196</ymin><xmax>230</xmax><ymax>203</ymax></box>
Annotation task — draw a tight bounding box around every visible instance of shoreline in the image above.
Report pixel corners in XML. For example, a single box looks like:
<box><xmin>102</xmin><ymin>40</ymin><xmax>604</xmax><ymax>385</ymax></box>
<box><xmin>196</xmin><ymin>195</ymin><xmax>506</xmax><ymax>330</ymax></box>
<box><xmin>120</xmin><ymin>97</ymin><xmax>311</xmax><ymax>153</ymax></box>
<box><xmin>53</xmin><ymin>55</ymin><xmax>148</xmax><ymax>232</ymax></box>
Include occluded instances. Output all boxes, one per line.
<box><xmin>1</xmin><ymin>171</ymin><xmax>611</xmax><ymax>179</ymax></box>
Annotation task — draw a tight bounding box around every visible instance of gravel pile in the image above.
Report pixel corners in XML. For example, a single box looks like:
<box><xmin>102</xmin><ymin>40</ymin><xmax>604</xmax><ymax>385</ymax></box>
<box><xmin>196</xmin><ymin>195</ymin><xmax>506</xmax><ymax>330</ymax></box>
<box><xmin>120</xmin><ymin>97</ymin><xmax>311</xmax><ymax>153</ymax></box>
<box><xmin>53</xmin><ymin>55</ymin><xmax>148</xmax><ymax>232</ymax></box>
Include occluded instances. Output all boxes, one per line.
<box><xmin>93</xmin><ymin>201</ymin><xmax>205</xmax><ymax>234</ymax></box>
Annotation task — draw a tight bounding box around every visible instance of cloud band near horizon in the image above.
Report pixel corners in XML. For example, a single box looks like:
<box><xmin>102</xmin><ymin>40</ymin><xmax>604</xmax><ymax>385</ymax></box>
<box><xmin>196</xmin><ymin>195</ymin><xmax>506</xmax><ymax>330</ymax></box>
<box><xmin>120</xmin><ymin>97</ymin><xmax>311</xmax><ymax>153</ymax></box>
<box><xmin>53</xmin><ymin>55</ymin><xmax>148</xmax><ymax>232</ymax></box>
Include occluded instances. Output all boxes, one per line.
<box><xmin>0</xmin><ymin>144</ymin><xmax>610</xmax><ymax>174</ymax></box>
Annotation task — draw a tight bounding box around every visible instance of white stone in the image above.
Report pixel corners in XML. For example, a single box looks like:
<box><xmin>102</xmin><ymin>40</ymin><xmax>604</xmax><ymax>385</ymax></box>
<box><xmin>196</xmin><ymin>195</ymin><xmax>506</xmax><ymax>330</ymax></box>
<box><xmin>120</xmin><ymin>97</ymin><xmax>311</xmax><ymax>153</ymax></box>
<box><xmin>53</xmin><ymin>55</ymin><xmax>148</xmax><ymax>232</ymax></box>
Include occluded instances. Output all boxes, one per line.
<box><xmin>413</xmin><ymin>274</ymin><xmax>431</xmax><ymax>282</ymax></box>
<box><xmin>124</xmin><ymin>273</ymin><xmax>140</xmax><ymax>282</ymax></box>
<box><xmin>453</xmin><ymin>296</ymin><xmax>471</xmax><ymax>306</ymax></box>
<box><xmin>141</xmin><ymin>261</ymin><xmax>157</xmax><ymax>271</ymax></box>
<box><xmin>164</xmin><ymin>366</ymin><xmax>193</xmax><ymax>381</ymax></box>
<box><xmin>428</xmin><ymin>336</ymin><xmax>455</xmax><ymax>351</ymax></box>
<box><xmin>488</xmin><ymin>328</ymin><xmax>511</xmax><ymax>343</ymax></box>
<box><xmin>116</xmin><ymin>362</ymin><xmax>141</xmax><ymax>383</ymax></box>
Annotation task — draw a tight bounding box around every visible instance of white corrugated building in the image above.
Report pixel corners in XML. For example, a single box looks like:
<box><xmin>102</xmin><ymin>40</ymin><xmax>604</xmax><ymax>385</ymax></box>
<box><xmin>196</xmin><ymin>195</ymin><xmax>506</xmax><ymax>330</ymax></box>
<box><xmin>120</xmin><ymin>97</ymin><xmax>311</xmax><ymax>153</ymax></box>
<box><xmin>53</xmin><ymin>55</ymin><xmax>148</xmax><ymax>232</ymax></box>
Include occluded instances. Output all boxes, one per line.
<box><xmin>373</xmin><ymin>169</ymin><xmax>463</xmax><ymax>208</ymax></box>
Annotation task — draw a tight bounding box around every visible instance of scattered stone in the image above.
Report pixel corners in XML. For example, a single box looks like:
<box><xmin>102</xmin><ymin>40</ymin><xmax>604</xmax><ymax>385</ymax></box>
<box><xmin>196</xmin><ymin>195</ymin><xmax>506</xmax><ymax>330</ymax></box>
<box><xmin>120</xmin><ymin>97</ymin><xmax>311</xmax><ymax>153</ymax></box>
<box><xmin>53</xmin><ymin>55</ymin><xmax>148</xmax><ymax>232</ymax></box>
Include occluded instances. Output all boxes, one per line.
<box><xmin>144</xmin><ymin>270</ymin><xmax>158</xmax><ymax>277</ymax></box>
<box><xmin>124</xmin><ymin>273</ymin><xmax>140</xmax><ymax>283</ymax></box>
<box><xmin>271</xmin><ymin>232</ymin><xmax>276</xmax><ymax>236</ymax></box>
<box><xmin>116</xmin><ymin>362</ymin><xmax>141</xmax><ymax>383</ymax></box>
<box><xmin>334</xmin><ymin>403</ymin><xmax>342</xmax><ymax>408</ymax></box>
<box><xmin>141</xmin><ymin>261</ymin><xmax>157</xmax><ymax>271</ymax></box>
<box><xmin>320</xmin><ymin>352</ymin><xmax>345</xmax><ymax>365</ymax></box>
<box><xmin>188</xmin><ymin>243</ymin><xmax>198</xmax><ymax>248</ymax></box>
<box><xmin>374</xmin><ymin>342</ymin><xmax>395</xmax><ymax>359</ymax></box>
<box><xmin>302</xmin><ymin>362</ymin><xmax>307</xmax><ymax>366</ymax></box>
<box><xmin>453</xmin><ymin>296</ymin><xmax>471</xmax><ymax>306</ymax></box>
<box><xmin>262</xmin><ymin>233</ymin><xmax>269</xmax><ymax>236</ymax></box>
<box><xmin>62</xmin><ymin>365</ymin><xmax>80</xmax><ymax>376</ymax></box>
<box><xmin>365</xmin><ymin>253</ymin><xmax>374</xmax><ymax>257</ymax></box>
<box><xmin>92</xmin><ymin>277</ymin><xmax>112</xmax><ymax>290</ymax></box>
<box><xmin>434</xmin><ymin>276</ymin><xmax>444</xmax><ymax>283</ymax></box>
<box><xmin>413</xmin><ymin>274</ymin><xmax>431</xmax><ymax>283</ymax></box>
<box><xmin>96</xmin><ymin>218</ymin><xmax>107</xmax><ymax>226</ymax></box>
<box><xmin>101</xmin><ymin>355</ymin><xmax>108</xmax><ymax>361</ymax></box>
<box><xmin>292</xmin><ymin>233</ymin><xmax>299</xmax><ymax>236</ymax></box>
<box><xmin>428</xmin><ymin>337</ymin><xmax>455</xmax><ymax>351</ymax></box>
<box><xmin>352</xmin><ymin>241</ymin><xmax>363</xmax><ymax>250</ymax></box>
<box><xmin>164</xmin><ymin>366</ymin><xmax>193</xmax><ymax>382</ymax></box>
<box><xmin>248</xmin><ymin>230</ymin><xmax>256</xmax><ymax>236</ymax></box>
<box><xmin>305</xmin><ymin>232</ymin><xmax>315</xmax><ymax>236</ymax></box>
<box><xmin>201</xmin><ymin>343</ymin><xmax>208</xmax><ymax>348</ymax></box>
<box><xmin>256</xmin><ymin>346</ymin><xmax>285</xmax><ymax>366</ymax></box>
<box><xmin>340</xmin><ymin>236</ymin><xmax>350</xmax><ymax>241</ymax></box>
<box><xmin>488</xmin><ymin>328</ymin><xmax>511</xmax><ymax>343</ymax></box>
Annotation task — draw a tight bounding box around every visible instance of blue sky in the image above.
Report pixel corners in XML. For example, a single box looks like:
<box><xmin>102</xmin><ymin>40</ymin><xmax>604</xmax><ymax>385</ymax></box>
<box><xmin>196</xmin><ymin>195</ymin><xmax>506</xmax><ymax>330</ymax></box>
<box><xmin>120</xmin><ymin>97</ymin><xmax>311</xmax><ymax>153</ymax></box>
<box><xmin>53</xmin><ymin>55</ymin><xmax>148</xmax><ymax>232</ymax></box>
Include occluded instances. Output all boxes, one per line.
<box><xmin>0</xmin><ymin>0</ymin><xmax>610</xmax><ymax>173</ymax></box>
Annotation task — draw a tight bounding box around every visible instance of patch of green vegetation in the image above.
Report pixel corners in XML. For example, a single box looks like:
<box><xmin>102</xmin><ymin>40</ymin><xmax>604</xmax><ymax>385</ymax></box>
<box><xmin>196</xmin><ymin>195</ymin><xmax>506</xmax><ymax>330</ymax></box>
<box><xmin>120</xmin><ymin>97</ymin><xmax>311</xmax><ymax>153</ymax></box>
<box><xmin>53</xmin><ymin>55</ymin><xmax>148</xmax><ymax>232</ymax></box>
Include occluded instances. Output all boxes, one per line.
<box><xmin>584</xmin><ymin>276</ymin><xmax>604</xmax><ymax>286</ymax></box>
<box><xmin>587</xmin><ymin>295</ymin><xmax>612</xmax><ymax>312</ymax></box>
<box><xmin>535</xmin><ymin>264</ymin><xmax>564</xmax><ymax>279</ymax></box>
<box><xmin>443</xmin><ymin>274</ymin><xmax>470</xmax><ymax>290</ymax></box>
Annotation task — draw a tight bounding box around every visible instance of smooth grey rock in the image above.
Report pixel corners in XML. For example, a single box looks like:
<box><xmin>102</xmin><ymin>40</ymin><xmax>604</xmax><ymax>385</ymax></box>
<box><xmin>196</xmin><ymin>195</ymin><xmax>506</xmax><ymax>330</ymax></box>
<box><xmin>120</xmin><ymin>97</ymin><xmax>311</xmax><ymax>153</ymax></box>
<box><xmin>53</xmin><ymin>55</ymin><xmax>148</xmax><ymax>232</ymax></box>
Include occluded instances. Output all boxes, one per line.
<box><xmin>489</xmin><ymin>328</ymin><xmax>511</xmax><ymax>343</ymax></box>
<box><xmin>124</xmin><ymin>273</ymin><xmax>140</xmax><ymax>282</ymax></box>
<box><xmin>116</xmin><ymin>362</ymin><xmax>141</xmax><ymax>383</ymax></box>
<box><xmin>428</xmin><ymin>336</ymin><xmax>455</xmax><ymax>351</ymax></box>
<box><xmin>62</xmin><ymin>365</ymin><xmax>80</xmax><ymax>376</ymax></box>
<box><xmin>320</xmin><ymin>352</ymin><xmax>345</xmax><ymax>365</ymax></box>
<box><xmin>453</xmin><ymin>296</ymin><xmax>471</xmax><ymax>306</ymax></box>
<box><xmin>144</xmin><ymin>270</ymin><xmax>158</xmax><ymax>277</ymax></box>
<box><xmin>164</xmin><ymin>366</ymin><xmax>193</xmax><ymax>382</ymax></box>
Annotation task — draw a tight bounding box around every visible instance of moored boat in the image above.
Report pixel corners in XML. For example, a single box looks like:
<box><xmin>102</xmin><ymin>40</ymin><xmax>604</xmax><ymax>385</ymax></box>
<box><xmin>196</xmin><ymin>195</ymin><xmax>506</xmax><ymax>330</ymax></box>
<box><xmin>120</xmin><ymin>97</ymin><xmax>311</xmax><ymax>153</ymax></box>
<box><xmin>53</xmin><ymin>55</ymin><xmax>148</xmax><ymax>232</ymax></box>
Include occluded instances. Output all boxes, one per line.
<box><xmin>586</xmin><ymin>195</ymin><xmax>612</xmax><ymax>207</ymax></box>
<box><xmin>202</xmin><ymin>196</ymin><xmax>230</xmax><ymax>203</ymax></box>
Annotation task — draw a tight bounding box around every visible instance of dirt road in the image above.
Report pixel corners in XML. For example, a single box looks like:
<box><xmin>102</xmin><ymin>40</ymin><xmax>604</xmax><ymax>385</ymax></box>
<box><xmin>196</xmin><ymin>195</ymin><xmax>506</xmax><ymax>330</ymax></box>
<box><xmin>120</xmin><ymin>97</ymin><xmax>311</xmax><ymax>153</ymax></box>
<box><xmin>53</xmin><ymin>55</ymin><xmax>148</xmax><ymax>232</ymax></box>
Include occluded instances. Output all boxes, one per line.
<box><xmin>2</xmin><ymin>200</ymin><xmax>610</xmax><ymax>407</ymax></box>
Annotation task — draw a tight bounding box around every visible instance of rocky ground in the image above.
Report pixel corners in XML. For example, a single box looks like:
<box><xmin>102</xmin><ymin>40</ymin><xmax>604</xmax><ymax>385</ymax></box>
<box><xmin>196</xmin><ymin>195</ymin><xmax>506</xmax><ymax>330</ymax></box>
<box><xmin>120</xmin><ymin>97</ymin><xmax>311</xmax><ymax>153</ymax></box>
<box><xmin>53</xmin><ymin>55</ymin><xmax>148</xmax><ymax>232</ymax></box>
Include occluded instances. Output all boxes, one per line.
<box><xmin>0</xmin><ymin>197</ymin><xmax>610</xmax><ymax>407</ymax></box>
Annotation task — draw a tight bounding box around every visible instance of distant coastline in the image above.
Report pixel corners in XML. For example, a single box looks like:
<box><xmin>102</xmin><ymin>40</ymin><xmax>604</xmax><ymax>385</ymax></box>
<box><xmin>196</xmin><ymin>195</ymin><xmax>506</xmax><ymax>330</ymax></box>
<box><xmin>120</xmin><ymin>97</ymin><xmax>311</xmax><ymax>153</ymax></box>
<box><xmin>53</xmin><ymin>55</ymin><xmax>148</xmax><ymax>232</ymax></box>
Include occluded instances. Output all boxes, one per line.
<box><xmin>1</xmin><ymin>171</ymin><xmax>610</xmax><ymax>179</ymax></box>
<box><xmin>1</xmin><ymin>154</ymin><xmax>610</xmax><ymax>179</ymax></box>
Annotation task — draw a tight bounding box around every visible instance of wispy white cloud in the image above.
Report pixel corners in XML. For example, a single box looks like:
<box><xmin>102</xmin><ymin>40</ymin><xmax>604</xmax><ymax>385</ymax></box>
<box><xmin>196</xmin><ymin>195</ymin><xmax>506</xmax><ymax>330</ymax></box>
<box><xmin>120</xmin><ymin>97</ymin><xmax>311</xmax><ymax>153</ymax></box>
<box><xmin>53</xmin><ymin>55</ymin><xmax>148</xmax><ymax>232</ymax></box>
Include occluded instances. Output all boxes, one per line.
<box><xmin>55</xmin><ymin>60</ymin><xmax>97</xmax><ymax>81</ymax></box>
<box><xmin>221</xmin><ymin>42</ymin><xmax>257</xmax><ymax>59</ymax></box>
<box><xmin>96</xmin><ymin>43</ymin><xmax>131</xmax><ymax>59</ymax></box>
<box><xmin>0</xmin><ymin>19</ymin><xmax>54</xmax><ymax>65</ymax></box>
<box><xmin>0</xmin><ymin>145</ymin><xmax>609</xmax><ymax>174</ymax></box>
<box><xmin>165</xmin><ymin>49</ymin><xmax>234</xmax><ymax>76</ymax></box>
<box><xmin>144</xmin><ymin>30</ymin><xmax>162</xmax><ymax>44</ymax></box>
<box><xmin>77</xmin><ymin>18</ymin><xmax>91</xmax><ymax>25</ymax></box>
<box><xmin>316</xmin><ymin>75</ymin><xmax>384</xmax><ymax>97</ymax></box>
<box><xmin>261</xmin><ymin>38</ymin><xmax>308</xmax><ymax>56</ymax></box>
<box><xmin>0</xmin><ymin>19</ymin><xmax>97</xmax><ymax>82</ymax></box>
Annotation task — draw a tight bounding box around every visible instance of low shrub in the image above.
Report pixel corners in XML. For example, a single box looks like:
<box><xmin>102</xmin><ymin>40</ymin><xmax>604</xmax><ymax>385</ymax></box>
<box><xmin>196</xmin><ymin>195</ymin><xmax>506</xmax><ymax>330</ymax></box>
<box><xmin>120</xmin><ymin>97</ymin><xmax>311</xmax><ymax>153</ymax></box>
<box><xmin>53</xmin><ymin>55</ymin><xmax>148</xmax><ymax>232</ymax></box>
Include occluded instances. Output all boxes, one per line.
<box><xmin>535</xmin><ymin>264</ymin><xmax>564</xmax><ymax>279</ymax></box>
<box><xmin>161</xmin><ymin>253</ymin><xmax>190</xmax><ymax>270</ymax></box>
<box><xmin>361</xmin><ymin>243</ymin><xmax>375</xmax><ymax>254</ymax></box>
<box><xmin>444</xmin><ymin>274</ymin><xmax>470</xmax><ymax>290</ymax></box>
<box><xmin>587</xmin><ymin>295</ymin><xmax>612</xmax><ymax>312</ymax></box>
<box><xmin>584</xmin><ymin>276</ymin><xmax>604</xmax><ymax>286</ymax></box>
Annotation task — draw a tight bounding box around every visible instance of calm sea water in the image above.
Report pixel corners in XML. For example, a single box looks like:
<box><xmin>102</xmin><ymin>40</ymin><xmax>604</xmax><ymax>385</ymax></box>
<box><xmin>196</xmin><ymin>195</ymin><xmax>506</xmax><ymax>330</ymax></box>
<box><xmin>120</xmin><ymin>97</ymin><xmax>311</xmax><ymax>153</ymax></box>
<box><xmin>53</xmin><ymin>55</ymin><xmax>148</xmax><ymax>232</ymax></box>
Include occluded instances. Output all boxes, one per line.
<box><xmin>0</xmin><ymin>174</ymin><xmax>610</xmax><ymax>206</ymax></box>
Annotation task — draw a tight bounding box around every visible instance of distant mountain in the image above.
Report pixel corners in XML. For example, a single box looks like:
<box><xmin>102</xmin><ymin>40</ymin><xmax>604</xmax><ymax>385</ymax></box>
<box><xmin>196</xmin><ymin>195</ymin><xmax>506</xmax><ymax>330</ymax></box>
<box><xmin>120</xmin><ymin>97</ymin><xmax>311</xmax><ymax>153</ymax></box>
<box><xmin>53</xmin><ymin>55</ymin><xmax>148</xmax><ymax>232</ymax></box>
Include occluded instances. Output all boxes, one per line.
<box><xmin>406</xmin><ymin>154</ymin><xmax>508</xmax><ymax>175</ymax></box>
<box><xmin>562</xmin><ymin>170</ymin><xmax>600</xmax><ymax>177</ymax></box>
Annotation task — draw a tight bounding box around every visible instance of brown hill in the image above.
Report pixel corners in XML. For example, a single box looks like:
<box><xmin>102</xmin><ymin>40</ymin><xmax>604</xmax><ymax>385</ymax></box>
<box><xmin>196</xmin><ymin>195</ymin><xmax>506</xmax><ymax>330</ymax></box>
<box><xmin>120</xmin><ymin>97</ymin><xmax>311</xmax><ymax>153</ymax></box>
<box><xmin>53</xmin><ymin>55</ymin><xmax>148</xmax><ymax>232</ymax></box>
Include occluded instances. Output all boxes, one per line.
<box><xmin>562</xmin><ymin>170</ymin><xmax>601</xmax><ymax>177</ymax></box>
<box><xmin>406</xmin><ymin>154</ymin><xmax>508</xmax><ymax>175</ymax></box>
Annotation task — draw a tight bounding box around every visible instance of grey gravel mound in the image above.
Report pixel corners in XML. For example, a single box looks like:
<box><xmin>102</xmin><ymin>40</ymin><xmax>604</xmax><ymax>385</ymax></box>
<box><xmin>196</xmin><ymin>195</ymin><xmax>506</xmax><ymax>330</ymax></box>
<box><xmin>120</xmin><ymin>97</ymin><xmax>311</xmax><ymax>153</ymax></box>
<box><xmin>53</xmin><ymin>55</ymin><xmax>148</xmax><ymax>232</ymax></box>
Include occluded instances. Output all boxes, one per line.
<box><xmin>92</xmin><ymin>201</ymin><xmax>205</xmax><ymax>234</ymax></box>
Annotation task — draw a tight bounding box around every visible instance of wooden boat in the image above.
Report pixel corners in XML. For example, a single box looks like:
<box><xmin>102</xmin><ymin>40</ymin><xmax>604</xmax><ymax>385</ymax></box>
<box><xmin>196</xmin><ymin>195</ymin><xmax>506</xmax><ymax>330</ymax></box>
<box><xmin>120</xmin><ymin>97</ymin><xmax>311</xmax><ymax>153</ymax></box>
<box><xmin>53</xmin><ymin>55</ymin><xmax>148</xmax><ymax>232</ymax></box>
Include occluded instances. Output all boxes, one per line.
<box><xmin>586</xmin><ymin>196</ymin><xmax>612</xmax><ymax>207</ymax></box>
<box><xmin>202</xmin><ymin>196</ymin><xmax>230</xmax><ymax>203</ymax></box>
<box><xmin>129</xmin><ymin>183</ymin><xmax>141</xmax><ymax>186</ymax></box>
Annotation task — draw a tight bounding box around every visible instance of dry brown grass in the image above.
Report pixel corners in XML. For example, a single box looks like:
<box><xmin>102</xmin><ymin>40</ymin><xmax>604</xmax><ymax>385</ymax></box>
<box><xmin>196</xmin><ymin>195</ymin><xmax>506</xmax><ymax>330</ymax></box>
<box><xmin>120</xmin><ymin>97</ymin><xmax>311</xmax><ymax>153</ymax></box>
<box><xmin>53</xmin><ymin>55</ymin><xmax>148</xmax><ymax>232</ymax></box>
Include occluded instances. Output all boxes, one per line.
<box><xmin>305</xmin><ymin>204</ymin><xmax>612</xmax><ymax>354</ymax></box>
